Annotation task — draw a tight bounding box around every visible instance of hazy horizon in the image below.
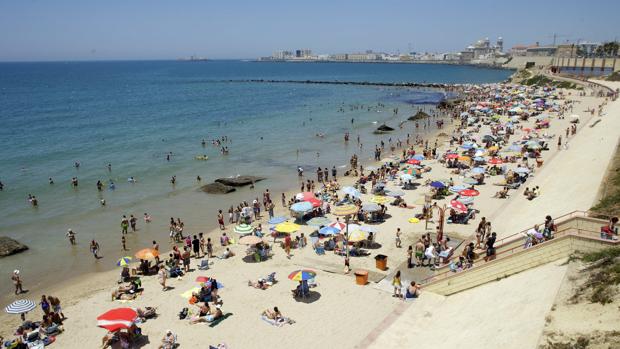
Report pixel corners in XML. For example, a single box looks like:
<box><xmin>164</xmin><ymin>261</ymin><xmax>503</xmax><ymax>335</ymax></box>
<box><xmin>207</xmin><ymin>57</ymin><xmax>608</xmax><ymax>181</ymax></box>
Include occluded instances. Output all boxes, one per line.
<box><xmin>1</xmin><ymin>0</ymin><xmax>619</xmax><ymax>62</ymax></box>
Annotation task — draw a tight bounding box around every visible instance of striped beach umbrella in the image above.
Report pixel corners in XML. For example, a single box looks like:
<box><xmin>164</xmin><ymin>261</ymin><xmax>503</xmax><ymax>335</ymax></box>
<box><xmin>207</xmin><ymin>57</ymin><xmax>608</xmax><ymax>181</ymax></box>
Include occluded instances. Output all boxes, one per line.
<box><xmin>319</xmin><ymin>226</ymin><xmax>340</xmax><ymax>236</ymax></box>
<box><xmin>401</xmin><ymin>168</ymin><xmax>417</xmax><ymax>176</ymax></box>
<box><xmin>97</xmin><ymin>308</ymin><xmax>137</xmax><ymax>332</ymax></box>
<box><xmin>288</xmin><ymin>269</ymin><xmax>316</xmax><ymax>281</ymax></box>
<box><xmin>234</xmin><ymin>223</ymin><xmax>254</xmax><ymax>235</ymax></box>
<box><xmin>332</xmin><ymin>204</ymin><xmax>358</xmax><ymax>217</ymax></box>
<box><xmin>328</xmin><ymin>221</ymin><xmax>346</xmax><ymax>231</ymax></box>
<box><xmin>5</xmin><ymin>299</ymin><xmax>36</xmax><ymax>315</ymax></box>
<box><xmin>116</xmin><ymin>256</ymin><xmax>132</xmax><ymax>267</ymax></box>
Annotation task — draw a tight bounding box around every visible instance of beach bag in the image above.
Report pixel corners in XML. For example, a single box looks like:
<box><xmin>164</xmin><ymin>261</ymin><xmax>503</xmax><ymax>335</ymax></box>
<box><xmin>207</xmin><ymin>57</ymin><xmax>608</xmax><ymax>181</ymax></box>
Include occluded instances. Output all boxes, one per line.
<box><xmin>178</xmin><ymin>307</ymin><xmax>188</xmax><ymax>320</ymax></box>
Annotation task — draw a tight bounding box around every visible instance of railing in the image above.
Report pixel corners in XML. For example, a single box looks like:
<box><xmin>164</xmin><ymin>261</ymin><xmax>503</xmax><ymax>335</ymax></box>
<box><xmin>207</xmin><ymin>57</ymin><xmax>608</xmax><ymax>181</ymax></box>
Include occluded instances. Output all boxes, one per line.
<box><xmin>436</xmin><ymin>210</ymin><xmax>594</xmax><ymax>271</ymax></box>
<box><xmin>421</xmin><ymin>212</ymin><xmax>610</xmax><ymax>285</ymax></box>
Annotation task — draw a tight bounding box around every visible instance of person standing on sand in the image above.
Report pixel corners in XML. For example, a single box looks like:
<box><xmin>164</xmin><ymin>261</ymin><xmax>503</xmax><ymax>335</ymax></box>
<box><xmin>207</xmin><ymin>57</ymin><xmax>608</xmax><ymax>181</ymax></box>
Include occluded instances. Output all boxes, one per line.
<box><xmin>11</xmin><ymin>270</ymin><xmax>23</xmax><ymax>295</ymax></box>
<box><xmin>199</xmin><ymin>233</ymin><xmax>206</xmax><ymax>257</ymax></box>
<box><xmin>192</xmin><ymin>235</ymin><xmax>200</xmax><ymax>258</ymax></box>
<box><xmin>121</xmin><ymin>215</ymin><xmax>129</xmax><ymax>235</ymax></box>
<box><xmin>392</xmin><ymin>270</ymin><xmax>402</xmax><ymax>298</ymax></box>
<box><xmin>121</xmin><ymin>235</ymin><xmax>127</xmax><ymax>251</ymax></box>
<box><xmin>66</xmin><ymin>229</ymin><xmax>76</xmax><ymax>245</ymax></box>
<box><xmin>158</xmin><ymin>267</ymin><xmax>167</xmax><ymax>291</ymax></box>
<box><xmin>90</xmin><ymin>240</ymin><xmax>100</xmax><ymax>259</ymax></box>
<box><xmin>395</xmin><ymin>228</ymin><xmax>402</xmax><ymax>248</ymax></box>
<box><xmin>407</xmin><ymin>245</ymin><xmax>413</xmax><ymax>268</ymax></box>
<box><xmin>152</xmin><ymin>240</ymin><xmax>160</xmax><ymax>264</ymax></box>
<box><xmin>217</xmin><ymin>210</ymin><xmax>225</xmax><ymax>230</ymax></box>
<box><xmin>281</xmin><ymin>193</ymin><xmax>286</xmax><ymax>207</ymax></box>
<box><xmin>207</xmin><ymin>237</ymin><xmax>213</xmax><ymax>258</ymax></box>
<box><xmin>284</xmin><ymin>234</ymin><xmax>291</xmax><ymax>258</ymax></box>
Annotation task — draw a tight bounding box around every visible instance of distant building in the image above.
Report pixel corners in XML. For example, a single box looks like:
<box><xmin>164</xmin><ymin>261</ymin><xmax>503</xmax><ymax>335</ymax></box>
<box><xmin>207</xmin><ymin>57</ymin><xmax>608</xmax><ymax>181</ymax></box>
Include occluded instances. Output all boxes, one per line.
<box><xmin>526</xmin><ymin>44</ymin><xmax>557</xmax><ymax>57</ymax></box>
<box><xmin>510</xmin><ymin>45</ymin><xmax>529</xmax><ymax>56</ymax></box>
<box><xmin>460</xmin><ymin>36</ymin><xmax>504</xmax><ymax>62</ymax></box>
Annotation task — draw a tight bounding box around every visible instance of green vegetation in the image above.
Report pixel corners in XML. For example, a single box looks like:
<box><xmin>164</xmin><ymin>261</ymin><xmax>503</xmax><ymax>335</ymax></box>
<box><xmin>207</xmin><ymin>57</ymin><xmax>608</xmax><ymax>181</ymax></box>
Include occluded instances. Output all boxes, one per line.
<box><xmin>573</xmin><ymin>248</ymin><xmax>620</xmax><ymax>305</ymax></box>
<box><xmin>607</xmin><ymin>71</ymin><xmax>620</xmax><ymax>82</ymax></box>
<box><xmin>591</xmin><ymin>144</ymin><xmax>620</xmax><ymax>217</ymax></box>
<box><xmin>520</xmin><ymin>74</ymin><xmax>579</xmax><ymax>89</ymax></box>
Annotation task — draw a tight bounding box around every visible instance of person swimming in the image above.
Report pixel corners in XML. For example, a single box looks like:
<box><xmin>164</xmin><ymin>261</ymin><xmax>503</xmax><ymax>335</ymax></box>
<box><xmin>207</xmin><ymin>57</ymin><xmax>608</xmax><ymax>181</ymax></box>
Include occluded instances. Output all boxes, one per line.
<box><xmin>109</xmin><ymin>181</ymin><xmax>115</xmax><ymax>190</ymax></box>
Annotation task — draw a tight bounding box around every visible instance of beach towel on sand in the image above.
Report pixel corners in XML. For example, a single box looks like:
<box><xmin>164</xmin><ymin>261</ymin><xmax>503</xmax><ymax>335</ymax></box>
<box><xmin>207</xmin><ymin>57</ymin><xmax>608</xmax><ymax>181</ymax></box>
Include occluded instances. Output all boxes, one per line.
<box><xmin>261</xmin><ymin>315</ymin><xmax>295</xmax><ymax>327</ymax></box>
<box><xmin>209</xmin><ymin>313</ymin><xmax>233</xmax><ymax>327</ymax></box>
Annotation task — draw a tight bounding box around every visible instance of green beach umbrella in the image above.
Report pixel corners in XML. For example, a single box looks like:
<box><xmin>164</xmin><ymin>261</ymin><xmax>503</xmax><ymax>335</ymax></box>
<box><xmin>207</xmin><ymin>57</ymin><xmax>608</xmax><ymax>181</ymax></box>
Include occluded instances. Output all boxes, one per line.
<box><xmin>234</xmin><ymin>223</ymin><xmax>254</xmax><ymax>235</ymax></box>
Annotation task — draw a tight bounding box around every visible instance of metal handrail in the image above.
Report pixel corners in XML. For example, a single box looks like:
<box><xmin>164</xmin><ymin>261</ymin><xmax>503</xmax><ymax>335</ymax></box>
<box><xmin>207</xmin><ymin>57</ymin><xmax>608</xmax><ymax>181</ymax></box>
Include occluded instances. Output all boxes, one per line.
<box><xmin>421</xmin><ymin>221</ymin><xmax>611</xmax><ymax>285</ymax></box>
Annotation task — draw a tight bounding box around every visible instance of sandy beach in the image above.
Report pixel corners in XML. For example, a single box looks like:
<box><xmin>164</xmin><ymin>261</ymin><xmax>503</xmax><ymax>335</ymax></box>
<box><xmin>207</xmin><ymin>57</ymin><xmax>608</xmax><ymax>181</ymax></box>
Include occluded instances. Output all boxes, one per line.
<box><xmin>2</xmin><ymin>77</ymin><xmax>618</xmax><ymax>349</ymax></box>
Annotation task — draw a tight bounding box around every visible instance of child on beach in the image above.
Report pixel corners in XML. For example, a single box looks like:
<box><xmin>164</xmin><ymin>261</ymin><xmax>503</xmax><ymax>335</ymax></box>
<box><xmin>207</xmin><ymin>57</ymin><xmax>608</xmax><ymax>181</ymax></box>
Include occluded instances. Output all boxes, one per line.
<box><xmin>392</xmin><ymin>271</ymin><xmax>402</xmax><ymax>298</ymax></box>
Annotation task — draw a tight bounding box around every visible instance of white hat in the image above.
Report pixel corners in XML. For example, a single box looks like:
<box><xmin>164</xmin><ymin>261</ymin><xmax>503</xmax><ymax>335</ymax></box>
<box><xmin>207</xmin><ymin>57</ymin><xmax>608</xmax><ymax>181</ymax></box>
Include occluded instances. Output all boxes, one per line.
<box><xmin>166</xmin><ymin>329</ymin><xmax>172</xmax><ymax>334</ymax></box>
<box><xmin>215</xmin><ymin>304</ymin><xmax>222</xmax><ymax>309</ymax></box>
<box><xmin>14</xmin><ymin>270</ymin><xmax>19</xmax><ymax>274</ymax></box>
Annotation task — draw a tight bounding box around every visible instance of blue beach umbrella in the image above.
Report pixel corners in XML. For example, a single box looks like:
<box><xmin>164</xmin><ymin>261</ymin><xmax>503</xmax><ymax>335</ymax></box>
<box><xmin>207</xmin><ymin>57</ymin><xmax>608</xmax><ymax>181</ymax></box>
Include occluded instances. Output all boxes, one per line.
<box><xmin>430</xmin><ymin>181</ymin><xmax>446</xmax><ymax>189</ymax></box>
<box><xmin>411</xmin><ymin>154</ymin><xmax>425</xmax><ymax>161</ymax></box>
<box><xmin>473</xmin><ymin>156</ymin><xmax>485</xmax><ymax>162</ymax></box>
<box><xmin>341</xmin><ymin>186</ymin><xmax>361</xmax><ymax>198</ymax></box>
<box><xmin>290</xmin><ymin>201</ymin><xmax>313</xmax><ymax>213</ymax></box>
<box><xmin>5</xmin><ymin>300</ymin><xmax>36</xmax><ymax>315</ymax></box>
<box><xmin>319</xmin><ymin>226</ymin><xmax>340</xmax><ymax>236</ymax></box>
<box><xmin>268</xmin><ymin>216</ymin><xmax>287</xmax><ymax>224</ymax></box>
<box><xmin>400</xmin><ymin>174</ymin><xmax>414</xmax><ymax>181</ymax></box>
<box><xmin>471</xmin><ymin>167</ymin><xmax>486</xmax><ymax>174</ymax></box>
<box><xmin>514</xmin><ymin>167</ymin><xmax>530</xmax><ymax>174</ymax></box>
<box><xmin>449</xmin><ymin>185</ymin><xmax>467</xmax><ymax>193</ymax></box>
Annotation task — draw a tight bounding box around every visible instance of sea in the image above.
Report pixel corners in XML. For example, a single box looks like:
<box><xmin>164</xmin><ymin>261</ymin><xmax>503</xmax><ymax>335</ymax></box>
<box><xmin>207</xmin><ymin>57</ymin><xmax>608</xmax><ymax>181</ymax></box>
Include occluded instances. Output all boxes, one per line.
<box><xmin>0</xmin><ymin>60</ymin><xmax>513</xmax><ymax>301</ymax></box>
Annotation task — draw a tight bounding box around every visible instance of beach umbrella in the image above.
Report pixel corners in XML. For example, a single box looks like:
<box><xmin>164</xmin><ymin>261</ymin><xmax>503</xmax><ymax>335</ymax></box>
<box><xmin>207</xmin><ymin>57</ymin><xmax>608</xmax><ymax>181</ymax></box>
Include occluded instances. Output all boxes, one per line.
<box><xmin>359</xmin><ymin>225</ymin><xmax>378</xmax><ymax>233</ymax></box>
<box><xmin>370</xmin><ymin>196</ymin><xmax>389</xmax><ymax>204</ymax></box>
<box><xmin>473</xmin><ymin>156</ymin><xmax>485</xmax><ymax>162</ymax></box>
<box><xmin>318</xmin><ymin>226</ymin><xmax>339</xmax><ymax>236</ymax></box>
<box><xmin>288</xmin><ymin>269</ymin><xmax>316</xmax><ymax>282</ymax></box>
<box><xmin>459</xmin><ymin>189</ymin><xmax>480</xmax><ymax>197</ymax></box>
<box><xmin>332</xmin><ymin>204</ymin><xmax>358</xmax><ymax>216</ymax></box>
<box><xmin>234</xmin><ymin>223</ymin><xmax>254</xmax><ymax>235</ymax></box>
<box><xmin>341</xmin><ymin>186</ymin><xmax>361</xmax><ymax>198</ymax></box>
<box><xmin>445</xmin><ymin>153</ymin><xmax>459</xmax><ymax>159</ymax></box>
<box><xmin>458</xmin><ymin>156</ymin><xmax>471</xmax><ymax>162</ymax></box>
<box><xmin>488</xmin><ymin>158</ymin><xmax>503</xmax><ymax>165</ymax></box>
<box><xmin>457</xmin><ymin>196</ymin><xmax>475</xmax><ymax>205</ymax></box>
<box><xmin>411</xmin><ymin>154</ymin><xmax>425</xmax><ymax>161</ymax></box>
<box><xmin>180</xmin><ymin>287</ymin><xmax>201</xmax><ymax>299</ymax></box>
<box><xmin>450</xmin><ymin>200</ymin><xmax>468</xmax><ymax>213</ymax></box>
<box><xmin>386</xmin><ymin>190</ymin><xmax>405</xmax><ymax>197</ymax></box>
<box><xmin>135</xmin><ymin>248</ymin><xmax>159</xmax><ymax>260</ymax></box>
<box><xmin>239</xmin><ymin>235</ymin><xmax>263</xmax><ymax>245</ymax></box>
<box><xmin>514</xmin><ymin>167</ymin><xmax>530</xmax><ymax>174</ymax></box>
<box><xmin>362</xmin><ymin>203</ymin><xmax>381</xmax><ymax>212</ymax></box>
<box><xmin>268</xmin><ymin>216</ymin><xmax>287</xmax><ymax>224</ymax></box>
<box><xmin>408</xmin><ymin>217</ymin><xmax>420</xmax><ymax>223</ymax></box>
<box><xmin>342</xmin><ymin>223</ymin><xmax>361</xmax><ymax>232</ymax></box>
<box><xmin>328</xmin><ymin>221</ymin><xmax>346</xmax><ymax>231</ymax></box>
<box><xmin>290</xmin><ymin>201</ymin><xmax>313</xmax><ymax>213</ymax></box>
<box><xmin>195</xmin><ymin>276</ymin><xmax>212</xmax><ymax>283</ymax></box>
<box><xmin>275</xmin><ymin>221</ymin><xmax>300</xmax><ymax>233</ymax></box>
<box><xmin>116</xmin><ymin>256</ymin><xmax>132</xmax><ymax>267</ymax></box>
<box><xmin>319</xmin><ymin>226</ymin><xmax>340</xmax><ymax>236</ymax></box>
<box><xmin>97</xmin><ymin>308</ymin><xmax>137</xmax><ymax>332</ymax></box>
<box><xmin>463</xmin><ymin>177</ymin><xmax>478</xmax><ymax>185</ymax></box>
<box><xmin>400</xmin><ymin>174</ymin><xmax>414</xmax><ymax>181</ymax></box>
<box><xmin>306</xmin><ymin>217</ymin><xmax>331</xmax><ymax>226</ymax></box>
<box><xmin>471</xmin><ymin>167</ymin><xmax>486</xmax><ymax>174</ymax></box>
<box><xmin>5</xmin><ymin>300</ymin><xmax>36</xmax><ymax>315</ymax></box>
<box><xmin>295</xmin><ymin>192</ymin><xmax>316</xmax><ymax>201</ymax></box>
<box><xmin>347</xmin><ymin>229</ymin><xmax>367</xmax><ymax>242</ymax></box>
<box><xmin>430</xmin><ymin>181</ymin><xmax>446</xmax><ymax>189</ymax></box>
<box><xmin>402</xmin><ymin>168</ymin><xmax>417</xmax><ymax>176</ymax></box>
<box><xmin>406</xmin><ymin>159</ymin><xmax>421</xmax><ymax>165</ymax></box>
<box><xmin>507</xmin><ymin>144</ymin><xmax>522</xmax><ymax>152</ymax></box>
<box><xmin>449</xmin><ymin>185</ymin><xmax>467</xmax><ymax>193</ymax></box>
<box><xmin>305</xmin><ymin>197</ymin><xmax>322</xmax><ymax>208</ymax></box>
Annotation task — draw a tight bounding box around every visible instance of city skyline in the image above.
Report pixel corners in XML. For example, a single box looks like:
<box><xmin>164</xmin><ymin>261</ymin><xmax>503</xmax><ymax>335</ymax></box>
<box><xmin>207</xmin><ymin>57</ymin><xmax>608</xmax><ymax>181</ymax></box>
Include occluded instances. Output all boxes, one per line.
<box><xmin>1</xmin><ymin>0</ymin><xmax>619</xmax><ymax>61</ymax></box>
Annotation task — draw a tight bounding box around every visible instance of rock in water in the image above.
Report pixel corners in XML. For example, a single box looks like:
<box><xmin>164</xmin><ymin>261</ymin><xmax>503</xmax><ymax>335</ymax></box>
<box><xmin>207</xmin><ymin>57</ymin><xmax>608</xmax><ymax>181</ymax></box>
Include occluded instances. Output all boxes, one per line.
<box><xmin>200</xmin><ymin>183</ymin><xmax>236</xmax><ymax>194</ymax></box>
<box><xmin>215</xmin><ymin>176</ymin><xmax>265</xmax><ymax>187</ymax></box>
<box><xmin>0</xmin><ymin>237</ymin><xmax>28</xmax><ymax>257</ymax></box>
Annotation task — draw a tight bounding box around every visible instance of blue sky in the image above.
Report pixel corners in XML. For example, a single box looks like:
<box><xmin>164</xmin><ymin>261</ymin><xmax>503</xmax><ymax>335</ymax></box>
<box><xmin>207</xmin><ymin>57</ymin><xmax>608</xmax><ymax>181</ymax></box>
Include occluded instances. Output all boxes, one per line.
<box><xmin>0</xmin><ymin>0</ymin><xmax>618</xmax><ymax>61</ymax></box>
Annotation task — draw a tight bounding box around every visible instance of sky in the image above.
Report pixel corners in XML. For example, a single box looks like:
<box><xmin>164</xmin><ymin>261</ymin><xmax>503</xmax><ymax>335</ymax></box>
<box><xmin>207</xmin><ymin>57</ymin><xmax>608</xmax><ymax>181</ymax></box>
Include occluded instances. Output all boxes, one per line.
<box><xmin>0</xmin><ymin>0</ymin><xmax>619</xmax><ymax>61</ymax></box>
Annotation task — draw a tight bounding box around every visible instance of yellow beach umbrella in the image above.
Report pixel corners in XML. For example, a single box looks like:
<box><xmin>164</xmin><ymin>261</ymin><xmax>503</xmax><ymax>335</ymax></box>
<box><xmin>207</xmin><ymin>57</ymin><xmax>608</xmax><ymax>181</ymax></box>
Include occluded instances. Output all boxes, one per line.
<box><xmin>458</xmin><ymin>156</ymin><xmax>471</xmax><ymax>162</ymax></box>
<box><xmin>408</xmin><ymin>217</ymin><xmax>420</xmax><ymax>223</ymax></box>
<box><xmin>347</xmin><ymin>229</ymin><xmax>367</xmax><ymax>242</ymax></box>
<box><xmin>275</xmin><ymin>221</ymin><xmax>300</xmax><ymax>233</ymax></box>
<box><xmin>487</xmin><ymin>146</ymin><xmax>499</xmax><ymax>152</ymax></box>
<box><xmin>370</xmin><ymin>196</ymin><xmax>389</xmax><ymax>204</ymax></box>
<box><xmin>135</xmin><ymin>248</ymin><xmax>159</xmax><ymax>260</ymax></box>
<box><xmin>332</xmin><ymin>204</ymin><xmax>358</xmax><ymax>216</ymax></box>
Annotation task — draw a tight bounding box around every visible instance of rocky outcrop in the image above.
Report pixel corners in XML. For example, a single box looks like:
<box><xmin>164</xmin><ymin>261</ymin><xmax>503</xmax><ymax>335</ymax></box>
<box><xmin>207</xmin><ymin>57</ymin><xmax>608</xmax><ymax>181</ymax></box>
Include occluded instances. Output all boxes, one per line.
<box><xmin>215</xmin><ymin>176</ymin><xmax>265</xmax><ymax>187</ymax></box>
<box><xmin>200</xmin><ymin>182</ymin><xmax>236</xmax><ymax>194</ymax></box>
<box><xmin>0</xmin><ymin>237</ymin><xmax>28</xmax><ymax>257</ymax></box>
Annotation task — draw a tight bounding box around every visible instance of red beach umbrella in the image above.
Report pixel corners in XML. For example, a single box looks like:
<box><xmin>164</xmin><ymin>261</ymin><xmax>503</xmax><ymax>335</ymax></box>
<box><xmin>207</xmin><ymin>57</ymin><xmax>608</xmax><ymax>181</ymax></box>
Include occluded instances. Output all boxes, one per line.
<box><xmin>459</xmin><ymin>189</ymin><xmax>480</xmax><ymax>197</ymax></box>
<box><xmin>487</xmin><ymin>158</ymin><xmax>503</xmax><ymax>165</ymax></box>
<box><xmin>296</xmin><ymin>192</ymin><xmax>316</xmax><ymax>201</ymax></box>
<box><xmin>450</xmin><ymin>200</ymin><xmax>468</xmax><ymax>213</ymax></box>
<box><xmin>446</xmin><ymin>153</ymin><xmax>459</xmax><ymax>159</ymax></box>
<box><xmin>195</xmin><ymin>276</ymin><xmax>211</xmax><ymax>283</ymax></box>
<box><xmin>97</xmin><ymin>308</ymin><xmax>137</xmax><ymax>332</ymax></box>
<box><xmin>406</xmin><ymin>159</ymin><xmax>421</xmax><ymax>165</ymax></box>
<box><xmin>305</xmin><ymin>197</ymin><xmax>322</xmax><ymax>208</ymax></box>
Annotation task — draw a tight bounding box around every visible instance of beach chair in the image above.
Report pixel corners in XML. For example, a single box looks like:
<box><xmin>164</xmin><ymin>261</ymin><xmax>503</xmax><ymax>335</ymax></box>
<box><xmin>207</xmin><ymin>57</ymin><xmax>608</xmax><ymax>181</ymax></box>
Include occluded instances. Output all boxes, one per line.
<box><xmin>198</xmin><ymin>259</ymin><xmax>210</xmax><ymax>270</ymax></box>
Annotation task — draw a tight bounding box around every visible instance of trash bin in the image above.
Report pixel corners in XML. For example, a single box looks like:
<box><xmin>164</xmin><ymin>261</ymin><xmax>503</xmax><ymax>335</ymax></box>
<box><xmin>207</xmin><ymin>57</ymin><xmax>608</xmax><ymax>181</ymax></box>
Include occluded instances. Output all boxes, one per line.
<box><xmin>375</xmin><ymin>254</ymin><xmax>388</xmax><ymax>271</ymax></box>
<box><xmin>354</xmin><ymin>269</ymin><xmax>368</xmax><ymax>285</ymax></box>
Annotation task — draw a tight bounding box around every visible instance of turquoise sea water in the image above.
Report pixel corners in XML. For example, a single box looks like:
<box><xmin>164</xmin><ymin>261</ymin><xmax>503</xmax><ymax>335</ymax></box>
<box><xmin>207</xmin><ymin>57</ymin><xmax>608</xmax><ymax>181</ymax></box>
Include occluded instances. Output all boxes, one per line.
<box><xmin>0</xmin><ymin>61</ymin><xmax>512</xmax><ymax>299</ymax></box>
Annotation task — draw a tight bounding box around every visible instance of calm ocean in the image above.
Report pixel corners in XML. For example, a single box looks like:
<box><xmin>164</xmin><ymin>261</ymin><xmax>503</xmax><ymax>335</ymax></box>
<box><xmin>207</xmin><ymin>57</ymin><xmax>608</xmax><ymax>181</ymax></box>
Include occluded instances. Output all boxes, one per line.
<box><xmin>0</xmin><ymin>60</ymin><xmax>512</xmax><ymax>299</ymax></box>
